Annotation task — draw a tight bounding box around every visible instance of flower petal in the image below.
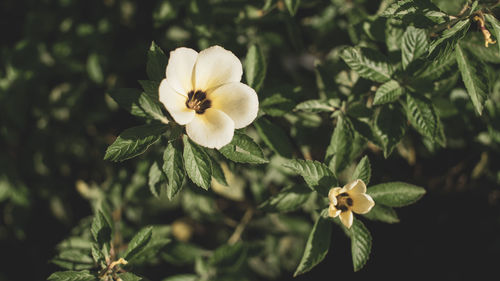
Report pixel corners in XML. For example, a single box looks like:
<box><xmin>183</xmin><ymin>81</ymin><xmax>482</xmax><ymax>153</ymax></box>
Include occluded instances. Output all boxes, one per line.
<box><xmin>159</xmin><ymin>79</ymin><xmax>195</xmax><ymax>125</ymax></box>
<box><xmin>339</xmin><ymin>211</ymin><xmax>354</xmax><ymax>229</ymax></box>
<box><xmin>208</xmin><ymin>82</ymin><xmax>258</xmax><ymax>128</ymax></box>
<box><xmin>328</xmin><ymin>187</ymin><xmax>342</xmax><ymax>204</ymax></box>
<box><xmin>328</xmin><ymin>204</ymin><xmax>341</xmax><ymax>218</ymax></box>
<box><xmin>193</xmin><ymin>46</ymin><xmax>243</xmax><ymax>91</ymax></box>
<box><xmin>186</xmin><ymin>108</ymin><xmax>235</xmax><ymax>149</ymax></box>
<box><xmin>345</xmin><ymin>179</ymin><xmax>367</xmax><ymax>194</ymax></box>
<box><xmin>166</xmin><ymin>47</ymin><xmax>198</xmax><ymax>94</ymax></box>
<box><xmin>350</xmin><ymin>193</ymin><xmax>375</xmax><ymax>214</ymax></box>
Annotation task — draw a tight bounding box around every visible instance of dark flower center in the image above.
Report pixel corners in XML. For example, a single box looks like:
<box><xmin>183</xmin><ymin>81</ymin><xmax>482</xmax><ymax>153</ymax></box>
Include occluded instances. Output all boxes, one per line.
<box><xmin>186</xmin><ymin>90</ymin><xmax>211</xmax><ymax>114</ymax></box>
<box><xmin>336</xmin><ymin>193</ymin><xmax>353</xmax><ymax>212</ymax></box>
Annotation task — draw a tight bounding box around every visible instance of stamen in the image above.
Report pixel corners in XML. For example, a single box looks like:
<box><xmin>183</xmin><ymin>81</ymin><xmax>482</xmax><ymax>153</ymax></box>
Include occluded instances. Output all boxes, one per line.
<box><xmin>335</xmin><ymin>192</ymin><xmax>353</xmax><ymax>211</ymax></box>
<box><xmin>186</xmin><ymin>90</ymin><xmax>211</xmax><ymax>114</ymax></box>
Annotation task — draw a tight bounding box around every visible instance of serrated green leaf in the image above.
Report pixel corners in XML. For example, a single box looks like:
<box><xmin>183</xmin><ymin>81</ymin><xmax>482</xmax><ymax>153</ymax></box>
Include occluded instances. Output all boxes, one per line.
<box><xmin>429</xmin><ymin>19</ymin><xmax>470</xmax><ymax>58</ymax></box>
<box><xmin>51</xmin><ymin>249</ymin><xmax>94</xmax><ymax>270</ymax></box>
<box><xmin>373</xmin><ymin>80</ymin><xmax>404</xmax><ymax>105</ymax></box>
<box><xmin>485</xmin><ymin>14</ymin><xmax>500</xmax><ymax>54</ymax></box>
<box><xmin>362</xmin><ymin>204</ymin><xmax>400</xmax><ymax>223</ymax></box>
<box><xmin>148</xmin><ymin>161</ymin><xmax>165</xmax><ymax>198</ymax></box>
<box><xmin>118</xmin><ymin>273</ymin><xmax>147</xmax><ymax>281</ymax></box>
<box><xmin>124</xmin><ymin>226</ymin><xmax>153</xmax><ymax>261</ymax></box>
<box><xmin>162</xmin><ymin>275</ymin><xmax>198</xmax><ymax>281</ymax></box>
<box><xmin>415</xmin><ymin>48</ymin><xmax>456</xmax><ymax>79</ymax></box>
<box><xmin>219</xmin><ymin>131</ymin><xmax>268</xmax><ymax>164</ymax></box>
<box><xmin>183</xmin><ymin>136</ymin><xmax>212</xmax><ymax>190</ymax></box>
<box><xmin>340</xmin><ymin>47</ymin><xmax>393</xmax><ymax>83</ymax></box>
<box><xmin>374</xmin><ymin>104</ymin><xmax>407</xmax><ymax>158</ymax></box>
<box><xmin>258</xmin><ymin>185</ymin><xmax>311</xmax><ymax>212</ymax></box>
<box><xmin>147</xmin><ymin>41</ymin><xmax>168</xmax><ymax>82</ymax></box>
<box><xmin>401</xmin><ymin>26</ymin><xmax>428</xmax><ymax>69</ymax></box>
<box><xmin>254</xmin><ymin>117</ymin><xmax>293</xmax><ymax>158</ymax></box>
<box><xmin>293</xmin><ymin>215</ymin><xmax>332</xmax><ymax>276</ymax></box>
<box><xmin>462</xmin><ymin>39</ymin><xmax>500</xmax><ymax>63</ymax></box>
<box><xmin>283</xmin><ymin>159</ymin><xmax>337</xmax><ymax>196</ymax></box>
<box><xmin>47</xmin><ymin>271</ymin><xmax>98</xmax><ymax>281</ymax></box>
<box><xmin>210</xmin><ymin>156</ymin><xmax>228</xmax><ymax>186</ymax></box>
<box><xmin>294</xmin><ymin>99</ymin><xmax>337</xmax><ymax>113</ymax></box>
<box><xmin>350</xmin><ymin>218</ymin><xmax>372</xmax><ymax>272</ymax></box>
<box><xmin>456</xmin><ymin>44</ymin><xmax>489</xmax><ymax>115</ymax></box>
<box><xmin>367</xmin><ymin>181</ymin><xmax>426</xmax><ymax>207</ymax></box>
<box><xmin>163</xmin><ymin>141</ymin><xmax>186</xmax><ymax>200</ymax></box>
<box><xmin>91</xmin><ymin>211</ymin><xmax>112</xmax><ymax>247</ymax></box>
<box><xmin>326</xmin><ymin>116</ymin><xmax>354</xmax><ymax>174</ymax></box>
<box><xmin>284</xmin><ymin>0</ymin><xmax>300</xmax><ymax>16</ymax></box>
<box><xmin>351</xmin><ymin>156</ymin><xmax>371</xmax><ymax>185</ymax></box>
<box><xmin>260</xmin><ymin>94</ymin><xmax>295</xmax><ymax>117</ymax></box>
<box><xmin>104</xmin><ymin>123</ymin><xmax>167</xmax><ymax>162</ymax></box>
<box><xmin>245</xmin><ymin>44</ymin><xmax>266</xmax><ymax>92</ymax></box>
<box><xmin>108</xmin><ymin>88</ymin><xmax>167</xmax><ymax>122</ymax></box>
<box><xmin>406</xmin><ymin>94</ymin><xmax>446</xmax><ymax>146</ymax></box>
<box><xmin>381</xmin><ymin>0</ymin><xmax>442</xmax><ymax>18</ymax></box>
<box><xmin>91</xmin><ymin>243</ymin><xmax>106</xmax><ymax>268</ymax></box>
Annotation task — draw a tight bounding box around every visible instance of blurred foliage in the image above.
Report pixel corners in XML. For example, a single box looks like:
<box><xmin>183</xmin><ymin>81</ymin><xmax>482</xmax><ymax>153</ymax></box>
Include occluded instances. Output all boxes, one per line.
<box><xmin>1</xmin><ymin>0</ymin><xmax>500</xmax><ymax>280</ymax></box>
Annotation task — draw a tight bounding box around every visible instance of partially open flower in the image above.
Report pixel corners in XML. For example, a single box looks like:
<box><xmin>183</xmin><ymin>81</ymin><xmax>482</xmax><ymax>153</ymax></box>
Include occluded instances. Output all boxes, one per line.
<box><xmin>328</xmin><ymin>179</ymin><xmax>375</xmax><ymax>228</ymax></box>
<box><xmin>159</xmin><ymin>46</ymin><xmax>259</xmax><ymax>149</ymax></box>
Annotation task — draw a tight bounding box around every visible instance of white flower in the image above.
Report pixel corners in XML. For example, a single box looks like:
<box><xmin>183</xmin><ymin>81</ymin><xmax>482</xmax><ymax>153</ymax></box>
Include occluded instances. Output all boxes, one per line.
<box><xmin>327</xmin><ymin>179</ymin><xmax>375</xmax><ymax>229</ymax></box>
<box><xmin>159</xmin><ymin>46</ymin><xmax>259</xmax><ymax>149</ymax></box>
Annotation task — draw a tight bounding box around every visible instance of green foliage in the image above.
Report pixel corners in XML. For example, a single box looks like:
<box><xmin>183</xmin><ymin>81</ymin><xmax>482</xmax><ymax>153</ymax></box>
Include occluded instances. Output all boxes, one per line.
<box><xmin>245</xmin><ymin>44</ymin><xmax>267</xmax><ymax>93</ymax></box>
<box><xmin>340</xmin><ymin>47</ymin><xmax>393</xmax><ymax>83</ymax></box>
<box><xmin>367</xmin><ymin>182</ymin><xmax>426</xmax><ymax>207</ymax></box>
<box><xmin>283</xmin><ymin>159</ymin><xmax>337</xmax><ymax>196</ymax></box>
<box><xmin>162</xmin><ymin>141</ymin><xmax>186</xmax><ymax>199</ymax></box>
<box><xmin>218</xmin><ymin>131</ymin><xmax>268</xmax><ymax>164</ymax></box>
<box><xmin>294</xmin><ymin>215</ymin><xmax>332</xmax><ymax>276</ymax></box>
<box><xmin>47</xmin><ymin>271</ymin><xmax>98</xmax><ymax>281</ymax></box>
<box><xmin>349</xmin><ymin>218</ymin><xmax>372</xmax><ymax>272</ymax></box>
<box><xmin>183</xmin><ymin>136</ymin><xmax>212</xmax><ymax>190</ymax></box>
<box><xmin>147</xmin><ymin>41</ymin><xmax>169</xmax><ymax>82</ymax></box>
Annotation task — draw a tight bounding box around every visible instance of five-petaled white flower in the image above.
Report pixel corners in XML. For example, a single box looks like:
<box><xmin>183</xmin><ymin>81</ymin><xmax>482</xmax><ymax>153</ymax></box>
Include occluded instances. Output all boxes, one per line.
<box><xmin>159</xmin><ymin>45</ymin><xmax>259</xmax><ymax>149</ymax></box>
<box><xmin>328</xmin><ymin>179</ymin><xmax>375</xmax><ymax>229</ymax></box>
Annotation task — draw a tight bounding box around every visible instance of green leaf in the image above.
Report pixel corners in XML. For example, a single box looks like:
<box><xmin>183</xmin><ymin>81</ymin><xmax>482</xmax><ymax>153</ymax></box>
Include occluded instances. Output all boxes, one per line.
<box><xmin>374</xmin><ymin>104</ymin><xmax>407</xmax><ymax>158</ymax></box>
<box><xmin>258</xmin><ymin>185</ymin><xmax>311</xmax><ymax>212</ymax></box>
<box><xmin>362</xmin><ymin>204</ymin><xmax>400</xmax><ymax>224</ymax></box>
<box><xmin>147</xmin><ymin>41</ymin><xmax>168</xmax><ymax>82</ymax></box>
<box><xmin>219</xmin><ymin>131</ymin><xmax>268</xmax><ymax>164</ymax></box>
<box><xmin>183</xmin><ymin>136</ymin><xmax>212</xmax><ymax>190</ymax></box>
<box><xmin>51</xmin><ymin>249</ymin><xmax>94</xmax><ymax>270</ymax></box>
<box><xmin>47</xmin><ymin>270</ymin><xmax>97</xmax><ymax>281</ymax></box>
<box><xmin>485</xmin><ymin>14</ymin><xmax>500</xmax><ymax>55</ymax></box>
<box><xmin>401</xmin><ymin>26</ymin><xmax>428</xmax><ymax>69</ymax></box>
<box><xmin>429</xmin><ymin>19</ymin><xmax>470</xmax><ymax>58</ymax></box>
<box><xmin>283</xmin><ymin>159</ymin><xmax>337</xmax><ymax>196</ymax></box>
<box><xmin>340</xmin><ymin>47</ymin><xmax>393</xmax><ymax>83</ymax></box>
<box><xmin>415</xmin><ymin>48</ymin><xmax>456</xmax><ymax>79</ymax></box>
<box><xmin>91</xmin><ymin>243</ymin><xmax>106</xmax><ymax>268</ymax></box>
<box><xmin>373</xmin><ymin>80</ymin><xmax>404</xmax><ymax>105</ymax></box>
<box><xmin>86</xmin><ymin>53</ymin><xmax>103</xmax><ymax>84</ymax></box>
<box><xmin>90</xmin><ymin>211</ymin><xmax>112</xmax><ymax>247</ymax></box>
<box><xmin>347</xmin><ymin>117</ymin><xmax>381</xmax><ymax>147</ymax></box>
<box><xmin>381</xmin><ymin>0</ymin><xmax>442</xmax><ymax>18</ymax></box>
<box><xmin>350</xmin><ymin>218</ymin><xmax>372</xmax><ymax>272</ymax></box>
<box><xmin>163</xmin><ymin>141</ymin><xmax>186</xmax><ymax>199</ymax></box>
<box><xmin>367</xmin><ymin>181</ymin><xmax>426</xmax><ymax>207</ymax></box>
<box><xmin>351</xmin><ymin>156</ymin><xmax>371</xmax><ymax>186</ymax></box>
<box><xmin>124</xmin><ymin>226</ymin><xmax>153</xmax><ymax>261</ymax></box>
<box><xmin>284</xmin><ymin>0</ymin><xmax>300</xmax><ymax>16</ymax></box>
<box><xmin>260</xmin><ymin>94</ymin><xmax>295</xmax><ymax>117</ymax></box>
<box><xmin>209</xmin><ymin>242</ymin><xmax>247</xmax><ymax>271</ymax></box>
<box><xmin>104</xmin><ymin>123</ymin><xmax>167</xmax><ymax>162</ymax></box>
<box><xmin>245</xmin><ymin>44</ymin><xmax>267</xmax><ymax>92</ymax></box>
<box><xmin>254</xmin><ymin>117</ymin><xmax>293</xmax><ymax>158</ymax></box>
<box><xmin>293</xmin><ymin>215</ymin><xmax>332</xmax><ymax>276</ymax></box>
<box><xmin>406</xmin><ymin>94</ymin><xmax>446</xmax><ymax>146</ymax></box>
<box><xmin>162</xmin><ymin>241</ymin><xmax>206</xmax><ymax>265</ymax></box>
<box><xmin>294</xmin><ymin>99</ymin><xmax>337</xmax><ymax>113</ymax></box>
<box><xmin>138</xmin><ymin>80</ymin><xmax>160</xmax><ymax>98</ymax></box>
<box><xmin>162</xmin><ymin>275</ymin><xmax>198</xmax><ymax>281</ymax></box>
<box><xmin>108</xmin><ymin>88</ymin><xmax>167</xmax><ymax>122</ymax></box>
<box><xmin>148</xmin><ymin>161</ymin><xmax>165</xmax><ymax>198</ymax></box>
<box><xmin>456</xmin><ymin>44</ymin><xmax>489</xmax><ymax>115</ymax></box>
<box><xmin>118</xmin><ymin>273</ymin><xmax>147</xmax><ymax>281</ymax></box>
<box><xmin>326</xmin><ymin>116</ymin><xmax>354</xmax><ymax>174</ymax></box>
<box><xmin>462</xmin><ymin>39</ymin><xmax>500</xmax><ymax>64</ymax></box>
<box><xmin>210</xmin><ymin>157</ymin><xmax>228</xmax><ymax>186</ymax></box>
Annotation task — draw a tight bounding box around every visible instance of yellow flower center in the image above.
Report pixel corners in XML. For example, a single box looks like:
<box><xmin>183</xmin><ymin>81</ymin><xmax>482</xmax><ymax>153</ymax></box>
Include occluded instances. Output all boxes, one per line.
<box><xmin>336</xmin><ymin>193</ymin><xmax>353</xmax><ymax>212</ymax></box>
<box><xmin>186</xmin><ymin>90</ymin><xmax>211</xmax><ymax>114</ymax></box>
